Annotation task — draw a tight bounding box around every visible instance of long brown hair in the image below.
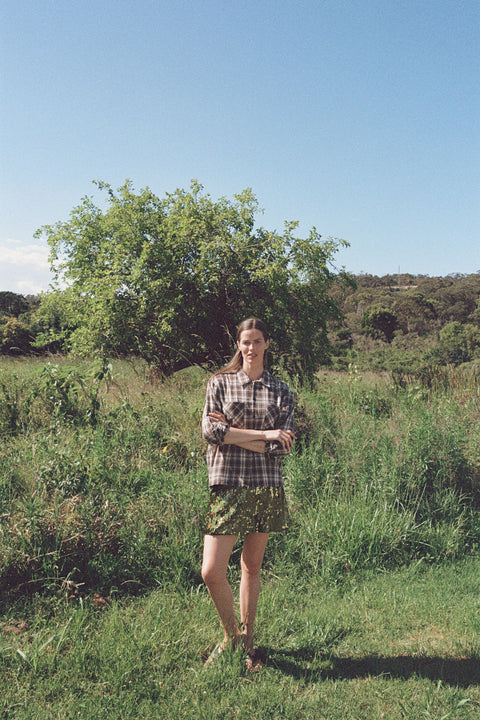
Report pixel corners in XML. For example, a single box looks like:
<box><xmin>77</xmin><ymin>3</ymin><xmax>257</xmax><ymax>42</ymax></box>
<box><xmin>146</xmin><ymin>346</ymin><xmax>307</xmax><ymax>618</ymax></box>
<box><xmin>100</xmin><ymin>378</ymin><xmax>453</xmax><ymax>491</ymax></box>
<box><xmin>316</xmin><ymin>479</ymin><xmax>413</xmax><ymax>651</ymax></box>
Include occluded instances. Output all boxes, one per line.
<box><xmin>215</xmin><ymin>318</ymin><xmax>270</xmax><ymax>375</ymax></box>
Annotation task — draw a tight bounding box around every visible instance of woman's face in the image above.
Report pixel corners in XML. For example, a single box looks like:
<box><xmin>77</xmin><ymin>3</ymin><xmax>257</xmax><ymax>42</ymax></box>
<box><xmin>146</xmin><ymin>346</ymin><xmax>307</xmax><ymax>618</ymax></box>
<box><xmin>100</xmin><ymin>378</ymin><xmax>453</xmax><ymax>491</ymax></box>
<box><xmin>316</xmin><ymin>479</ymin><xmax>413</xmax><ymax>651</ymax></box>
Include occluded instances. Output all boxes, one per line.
<box><xmin>238</xmin><ymin>328</ymin><xmax>269</xmax><ymax>367</ymax></box>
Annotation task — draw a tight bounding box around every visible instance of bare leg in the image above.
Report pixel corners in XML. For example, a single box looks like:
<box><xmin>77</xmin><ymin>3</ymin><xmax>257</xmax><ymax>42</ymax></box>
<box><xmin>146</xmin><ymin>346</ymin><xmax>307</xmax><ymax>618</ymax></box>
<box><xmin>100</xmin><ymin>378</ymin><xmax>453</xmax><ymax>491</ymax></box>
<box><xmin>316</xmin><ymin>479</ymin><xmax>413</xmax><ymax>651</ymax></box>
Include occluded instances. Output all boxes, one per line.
<box><xmin>202</xmin><ymin>534</ymin><xmax>241</xmax><ymax>646</ymax></box>
<box><xmin>239</xmin><ymin>532</ymin><xmax>269</xmax><ymax>654</ymax></box>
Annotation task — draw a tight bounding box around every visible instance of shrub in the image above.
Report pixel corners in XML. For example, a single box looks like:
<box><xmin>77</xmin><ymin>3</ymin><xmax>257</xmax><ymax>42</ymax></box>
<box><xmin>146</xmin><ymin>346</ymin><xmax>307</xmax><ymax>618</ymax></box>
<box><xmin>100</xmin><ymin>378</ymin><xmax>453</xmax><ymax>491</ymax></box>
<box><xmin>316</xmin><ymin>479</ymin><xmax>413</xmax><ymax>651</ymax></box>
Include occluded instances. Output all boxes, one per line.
<box><xmin>1</xmin><ymin>359</ymin><xmax>479</xmax><ymax>596</ymax></box>
<box><xmin>1</xmin><ymin>317</ymin><xmax>33</xmax><ymax>355</ymax></box>
<box><xmin>361</xmin><ymin>305</ymin><xmax>398</xmax><ymax>343</ymax></box>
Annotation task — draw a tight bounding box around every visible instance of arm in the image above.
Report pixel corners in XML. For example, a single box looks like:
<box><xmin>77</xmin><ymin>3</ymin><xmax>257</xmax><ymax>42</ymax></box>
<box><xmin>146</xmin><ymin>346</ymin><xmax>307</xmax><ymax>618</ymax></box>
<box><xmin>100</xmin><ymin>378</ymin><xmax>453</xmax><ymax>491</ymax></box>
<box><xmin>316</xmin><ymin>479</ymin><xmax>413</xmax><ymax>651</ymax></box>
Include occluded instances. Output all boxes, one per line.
<box><xmin>201</xmin><ymin>379</ymin><xmax>229</xmax><ymax>445</ymax></box>
<box><xmin>208</xmin><ymin>411</ymin><xmax>295</xmax><ymax>452</ymax></box>
<box><xmin>264</xmin><ymin>388</ymin><xmax>296</xmax><ymax>457</ymax></box>
<box><xmin>235</xmin><ymin>439</ymin><xmax>267</xmax><ymax>454</ymax></box>
<box><xmin>202</xmin><ymin>379</ymin><xmax>268</xmax><ymax>450</ymax></box>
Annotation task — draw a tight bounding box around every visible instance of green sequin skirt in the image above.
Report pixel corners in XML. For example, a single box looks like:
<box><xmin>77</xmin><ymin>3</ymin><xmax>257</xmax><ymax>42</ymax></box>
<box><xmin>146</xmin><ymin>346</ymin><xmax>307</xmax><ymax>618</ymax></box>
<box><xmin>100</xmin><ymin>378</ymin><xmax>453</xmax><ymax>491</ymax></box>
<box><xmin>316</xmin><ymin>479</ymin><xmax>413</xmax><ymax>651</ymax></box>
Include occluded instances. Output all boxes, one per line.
<box><xmin>204</xmin><ymin>485</ymin><xmax>288</xmax><ymax>536</ymax></box>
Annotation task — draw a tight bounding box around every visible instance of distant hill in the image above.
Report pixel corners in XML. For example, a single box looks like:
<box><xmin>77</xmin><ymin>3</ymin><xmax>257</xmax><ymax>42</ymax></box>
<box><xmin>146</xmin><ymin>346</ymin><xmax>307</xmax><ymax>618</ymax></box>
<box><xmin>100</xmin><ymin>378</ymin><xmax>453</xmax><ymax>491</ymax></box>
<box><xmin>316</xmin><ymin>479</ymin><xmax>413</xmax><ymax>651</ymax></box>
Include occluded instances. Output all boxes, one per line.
<box><xmin>328</xmin><ymin>273</ymin><xmax>480</xmax><ymax>373</ymax></box>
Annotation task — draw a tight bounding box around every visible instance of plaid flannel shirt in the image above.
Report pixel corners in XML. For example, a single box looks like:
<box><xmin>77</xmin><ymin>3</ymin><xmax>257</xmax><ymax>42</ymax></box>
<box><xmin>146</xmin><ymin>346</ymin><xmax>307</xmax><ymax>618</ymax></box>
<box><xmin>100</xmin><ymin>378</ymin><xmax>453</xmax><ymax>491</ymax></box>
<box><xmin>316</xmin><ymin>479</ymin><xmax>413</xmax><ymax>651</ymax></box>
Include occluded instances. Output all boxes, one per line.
<box><xmin>202</xmin><ymin>369</ymin><xmax>295</xmax><ymax>488</ymax></box>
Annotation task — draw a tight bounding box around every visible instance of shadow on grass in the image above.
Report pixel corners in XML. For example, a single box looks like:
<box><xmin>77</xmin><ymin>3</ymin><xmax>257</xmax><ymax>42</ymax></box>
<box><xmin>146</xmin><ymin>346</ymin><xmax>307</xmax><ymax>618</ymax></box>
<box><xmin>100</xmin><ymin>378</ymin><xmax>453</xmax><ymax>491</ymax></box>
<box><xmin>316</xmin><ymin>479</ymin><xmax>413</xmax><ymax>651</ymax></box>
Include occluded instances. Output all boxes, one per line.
<box><xmin>266</xmin><ymin>648</ymin><xmax>480</xmax><ymax>688</ymax></box>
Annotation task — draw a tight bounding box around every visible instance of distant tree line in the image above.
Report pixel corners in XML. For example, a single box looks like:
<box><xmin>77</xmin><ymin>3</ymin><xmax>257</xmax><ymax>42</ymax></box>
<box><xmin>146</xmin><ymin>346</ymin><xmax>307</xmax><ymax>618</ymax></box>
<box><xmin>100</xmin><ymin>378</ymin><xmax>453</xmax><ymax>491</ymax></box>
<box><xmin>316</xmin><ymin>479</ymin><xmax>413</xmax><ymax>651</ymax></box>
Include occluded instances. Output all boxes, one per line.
<box><xmin>328</xmin><ymin>272</ymin><xmax>480</xmax><ymax>372</ymax></box>
<box><xmin>3</xmin><ymin>181</ymin><xmax>480</xmax><ymax>377</ymax></box>
<box><xmin>4</xmin><ymin>271</ymin><xmax>480</xmax><ymax>375</ymax></box>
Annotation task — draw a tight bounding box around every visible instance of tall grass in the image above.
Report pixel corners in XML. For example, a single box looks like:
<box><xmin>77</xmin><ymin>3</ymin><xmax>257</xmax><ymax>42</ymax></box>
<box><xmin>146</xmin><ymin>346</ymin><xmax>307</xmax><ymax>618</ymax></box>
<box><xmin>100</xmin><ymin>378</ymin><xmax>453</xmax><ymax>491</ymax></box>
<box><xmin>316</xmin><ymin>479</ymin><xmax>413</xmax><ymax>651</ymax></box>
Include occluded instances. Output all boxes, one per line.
<box><xmin>1</xmin><ymin>357</ymin><xmax>479</xmax><ymax>597</ymax></box>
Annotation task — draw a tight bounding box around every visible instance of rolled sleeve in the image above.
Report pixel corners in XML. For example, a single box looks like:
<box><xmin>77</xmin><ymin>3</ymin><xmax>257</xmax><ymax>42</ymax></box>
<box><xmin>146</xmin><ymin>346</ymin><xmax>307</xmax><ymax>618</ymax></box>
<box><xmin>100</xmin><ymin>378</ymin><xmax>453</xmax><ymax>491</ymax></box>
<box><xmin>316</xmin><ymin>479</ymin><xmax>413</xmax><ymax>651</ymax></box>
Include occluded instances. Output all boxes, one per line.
<box><xmin>202</xmin><ymin>377</ymin><xmax>229</xmax><ymax>445</ymax></box>
<box><xmin>202</xmin><ymin>411</ymin><xmax>229</xmax><ymax>445</ymax></box>
<box><xmin>265</xmin><ymin>441</ymin><xmax>289</xmax><ymax>457</ymax></box>
<box><xmin>266</xmin><ymin>390</ymin><xmax>295</xmax><ymax>457</ymax></box>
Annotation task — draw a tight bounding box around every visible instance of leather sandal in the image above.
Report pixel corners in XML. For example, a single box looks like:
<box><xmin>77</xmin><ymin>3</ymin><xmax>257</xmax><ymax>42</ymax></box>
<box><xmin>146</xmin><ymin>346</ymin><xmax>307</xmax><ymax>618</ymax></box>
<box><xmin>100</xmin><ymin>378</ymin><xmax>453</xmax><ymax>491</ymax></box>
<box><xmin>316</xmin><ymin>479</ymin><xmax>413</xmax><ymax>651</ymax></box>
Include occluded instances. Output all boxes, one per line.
<box><xmin>204</xmin><ymin>642</ymin><xmax>225</xmax><ymax>666</ymax></box>
<box><xmin>245</xmin><ymin>647</ymin><xmax>265</xmax><ymax>671</ymax></box>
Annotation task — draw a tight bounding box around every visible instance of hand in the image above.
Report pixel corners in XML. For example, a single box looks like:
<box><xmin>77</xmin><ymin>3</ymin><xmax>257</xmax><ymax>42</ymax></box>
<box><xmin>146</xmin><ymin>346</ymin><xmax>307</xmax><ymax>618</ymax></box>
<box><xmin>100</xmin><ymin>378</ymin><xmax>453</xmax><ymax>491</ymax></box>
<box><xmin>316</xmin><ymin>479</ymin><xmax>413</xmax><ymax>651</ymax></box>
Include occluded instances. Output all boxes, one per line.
<box><xmin>264</xmin><ymin>429</ymin><xmax>296</xmax><ymax>451</ymax></box>
<box><xmin>208</xmin><ymin>411</ymin><xmax>227</xmax><ymax>424</ymax></box>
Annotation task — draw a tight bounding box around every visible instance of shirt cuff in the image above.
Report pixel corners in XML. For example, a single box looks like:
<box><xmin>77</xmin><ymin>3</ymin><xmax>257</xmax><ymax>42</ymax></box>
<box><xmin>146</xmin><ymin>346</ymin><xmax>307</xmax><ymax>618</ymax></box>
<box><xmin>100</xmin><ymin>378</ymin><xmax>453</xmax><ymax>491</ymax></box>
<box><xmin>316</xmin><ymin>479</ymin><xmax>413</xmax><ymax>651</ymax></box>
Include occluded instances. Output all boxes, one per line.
<box><xmin>265</xmin><ymin>440</ymin><xmax>289</xmax><ymax>457</ymax></box>
<box><xmin>212</xmin><ymin>421</ymin><xmax>229</xmax><ymax>445</ymax></box>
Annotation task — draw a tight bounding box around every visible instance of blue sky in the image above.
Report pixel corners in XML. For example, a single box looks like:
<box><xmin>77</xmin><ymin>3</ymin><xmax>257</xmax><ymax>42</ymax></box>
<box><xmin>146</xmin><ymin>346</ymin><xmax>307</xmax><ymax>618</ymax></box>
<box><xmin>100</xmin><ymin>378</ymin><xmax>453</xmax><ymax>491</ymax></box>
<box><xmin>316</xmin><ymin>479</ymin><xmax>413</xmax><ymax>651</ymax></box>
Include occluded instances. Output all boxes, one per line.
<box><xmin>1</xmin><ymin>0</ymin><xmax>479</xmax><ymax>294</ymax></box>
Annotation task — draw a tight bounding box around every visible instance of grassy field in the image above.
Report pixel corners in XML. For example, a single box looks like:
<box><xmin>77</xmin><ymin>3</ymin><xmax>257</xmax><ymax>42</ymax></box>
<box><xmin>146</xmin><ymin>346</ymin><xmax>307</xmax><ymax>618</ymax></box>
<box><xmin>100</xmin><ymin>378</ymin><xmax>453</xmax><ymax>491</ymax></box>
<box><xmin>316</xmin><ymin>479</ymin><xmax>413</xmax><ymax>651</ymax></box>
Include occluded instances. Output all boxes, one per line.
<box><xmin>1</xmin><ymin>557</ymin><xmax>479</xmax><ymax>719</ymax></box>
<box><xmin>1</xmin><ymin>356</ymin><xmax>480</xmax><ymax>718</ymax></box>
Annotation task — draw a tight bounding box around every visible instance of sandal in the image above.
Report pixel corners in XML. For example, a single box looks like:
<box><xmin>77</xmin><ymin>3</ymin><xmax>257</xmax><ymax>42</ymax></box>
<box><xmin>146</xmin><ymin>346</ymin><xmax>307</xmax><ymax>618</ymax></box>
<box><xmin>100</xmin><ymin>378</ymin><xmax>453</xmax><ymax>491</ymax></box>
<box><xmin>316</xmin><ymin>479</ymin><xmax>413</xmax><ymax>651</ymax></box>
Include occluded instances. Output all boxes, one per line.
<box><xmin>204</xmin><ymin>642</ymin><xmax>225</xmax><ymax>666</ymax></box>
<box><xmin>245</xmin><ymin>647</ymin><xmax>265</xmax><ymax>671</ymax></box>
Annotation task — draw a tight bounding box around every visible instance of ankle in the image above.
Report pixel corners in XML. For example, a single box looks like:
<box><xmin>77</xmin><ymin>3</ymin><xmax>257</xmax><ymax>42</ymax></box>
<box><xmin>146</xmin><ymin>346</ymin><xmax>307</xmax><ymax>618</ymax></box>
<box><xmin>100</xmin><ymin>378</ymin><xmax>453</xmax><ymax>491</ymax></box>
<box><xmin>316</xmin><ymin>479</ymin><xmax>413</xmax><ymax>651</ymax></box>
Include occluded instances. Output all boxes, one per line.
<box><xmin>223</xmin><ymin>633</ymin><xmax>242</xmax><ymax>650</ymax></box>
<box><xmin>241</xmin><ymin>635</ymin><xmax>253</xmax><ymax>653</ymax></box>
<box><xmin>240</xmin><ymin>623</ymin><xmax>253</xmax><ymax>650</ymax></box>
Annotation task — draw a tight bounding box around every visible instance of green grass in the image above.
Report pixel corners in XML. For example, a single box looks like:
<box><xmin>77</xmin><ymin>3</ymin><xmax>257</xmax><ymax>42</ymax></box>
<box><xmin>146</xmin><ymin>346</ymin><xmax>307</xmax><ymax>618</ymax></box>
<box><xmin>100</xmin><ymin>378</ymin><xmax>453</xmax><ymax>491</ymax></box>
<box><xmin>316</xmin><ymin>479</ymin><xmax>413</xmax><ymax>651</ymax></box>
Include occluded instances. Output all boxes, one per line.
<box><xmin>2</xmin><ymin>357</ymin><xmax>480</xmax><ymax>595</ymax></box>
<box><xmin>1</xmin><ymin>357</ymin><xmax>480</xmax><ymax>716</ymax></box>
<box><xmin>1</xmin><ymin>557</ymin><xmax>479</xmax><ymax>719</ymax></box>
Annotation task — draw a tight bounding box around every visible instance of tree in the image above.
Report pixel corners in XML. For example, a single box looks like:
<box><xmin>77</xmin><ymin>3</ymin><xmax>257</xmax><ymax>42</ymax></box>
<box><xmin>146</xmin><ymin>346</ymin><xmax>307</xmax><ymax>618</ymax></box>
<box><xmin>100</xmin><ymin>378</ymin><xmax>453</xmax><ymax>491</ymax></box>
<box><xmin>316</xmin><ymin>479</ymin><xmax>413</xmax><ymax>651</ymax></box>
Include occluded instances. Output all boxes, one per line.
<box><xmin>432</xmin><ymin>280</ymin><xmax>479</xmax><ymax>324</ymax></box>
<box><xmin>361</xmin><ymin>305</ymin><xmax>398</xmax><ymax>343</ymax></box>
<box><xmin>0</xmin><ymin>291</ymin><xmax>29</xmax><ymax>318</ymax></box>
<box><xmin>434</xmin><ymin>322</ymin><xmax>480</xmax><ymax>365</ymax></box>
<box><xmin>35</xmin><ymin>181</ymin><xmax>349</xmax><ymax>377</ymax></box>
<box><xmin>392</xmin><ymin>292</ymin><xmax>437</xmax><ymax>334</ymax></box>
<box><xmin>1</xmin><ymin>317</ymin><xmax>32</xmax><ymax>354</ymax></box>
<box><xmin>30</xmin><ymin>288</ymin><xmax>79</xmax><ymax>353</ymax></box>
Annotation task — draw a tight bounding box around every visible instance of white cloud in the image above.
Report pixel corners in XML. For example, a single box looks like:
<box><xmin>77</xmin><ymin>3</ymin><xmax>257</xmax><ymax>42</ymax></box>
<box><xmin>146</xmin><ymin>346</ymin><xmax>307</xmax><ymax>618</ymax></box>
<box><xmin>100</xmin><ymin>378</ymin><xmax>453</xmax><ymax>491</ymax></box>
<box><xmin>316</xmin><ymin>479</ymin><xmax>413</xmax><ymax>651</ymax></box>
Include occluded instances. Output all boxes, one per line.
<box><xmin>0</xmin><ymin>239</ymin><xmax>50</xmax><ymax>269</ymax></box>
<box><xmin>16</xmin><ymin>279</ymin><xmax>50</xmax><ymax>295</ymax></box>
<box><xmin>0</xmin><ymin>238</ymin><xmax>53</xmax><ymax>294</ymax></box>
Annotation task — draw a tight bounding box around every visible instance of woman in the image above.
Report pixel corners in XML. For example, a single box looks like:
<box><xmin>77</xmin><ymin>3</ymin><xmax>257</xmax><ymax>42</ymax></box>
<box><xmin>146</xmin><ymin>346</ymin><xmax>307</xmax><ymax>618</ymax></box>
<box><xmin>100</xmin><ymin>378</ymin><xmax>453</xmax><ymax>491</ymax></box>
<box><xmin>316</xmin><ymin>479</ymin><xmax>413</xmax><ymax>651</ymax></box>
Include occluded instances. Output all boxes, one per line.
<box><xmin>201</xmin><ymin>318</ymin><xmax>295</xmax><ymax>669</ymax></box>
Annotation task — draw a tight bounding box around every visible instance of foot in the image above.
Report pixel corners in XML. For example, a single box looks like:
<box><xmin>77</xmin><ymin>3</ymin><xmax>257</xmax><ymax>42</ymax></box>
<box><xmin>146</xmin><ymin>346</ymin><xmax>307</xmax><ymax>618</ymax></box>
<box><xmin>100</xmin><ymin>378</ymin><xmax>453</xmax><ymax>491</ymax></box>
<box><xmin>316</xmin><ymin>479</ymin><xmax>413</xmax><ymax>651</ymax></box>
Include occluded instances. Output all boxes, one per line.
<box><xmin>204</xmin><ymin>642</ymin><xmax>225</xmax><ymax>666</ymax></box>
<box><xmin>245</xmin><ymin>647</ymin><xmax>265</xmax><ymax>671</ymax></box>
<box><xmin>204</xmin><ymin>634</ymin><xmax>242</xmax><ymax>666</ymax></box>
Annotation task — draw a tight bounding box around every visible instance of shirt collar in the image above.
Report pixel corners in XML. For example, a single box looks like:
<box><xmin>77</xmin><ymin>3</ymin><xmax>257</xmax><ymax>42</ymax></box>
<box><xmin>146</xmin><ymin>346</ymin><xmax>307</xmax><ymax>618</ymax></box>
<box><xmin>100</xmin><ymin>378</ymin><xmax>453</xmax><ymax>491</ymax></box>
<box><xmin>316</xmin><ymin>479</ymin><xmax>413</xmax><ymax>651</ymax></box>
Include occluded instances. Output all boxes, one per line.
<box><xmin>237</xmin><ymin>369</ymin><xmax>272</xmax><ymax>387</ymax></box>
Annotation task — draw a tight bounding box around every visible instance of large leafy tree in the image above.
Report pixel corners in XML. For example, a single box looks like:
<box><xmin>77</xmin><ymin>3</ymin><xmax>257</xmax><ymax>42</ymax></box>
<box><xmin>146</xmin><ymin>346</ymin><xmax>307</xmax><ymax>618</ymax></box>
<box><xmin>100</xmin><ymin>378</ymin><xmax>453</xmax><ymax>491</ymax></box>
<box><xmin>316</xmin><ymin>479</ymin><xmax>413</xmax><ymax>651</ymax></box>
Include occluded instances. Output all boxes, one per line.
<box><xmin>36</xmin><ymin>181</ymin><xmax>348</xmax><ymax>376</ymax></box>
<box><xmin>361</xmin><ymin>305</ymin><xmax>398</xmax><ymax>343</ymax></box>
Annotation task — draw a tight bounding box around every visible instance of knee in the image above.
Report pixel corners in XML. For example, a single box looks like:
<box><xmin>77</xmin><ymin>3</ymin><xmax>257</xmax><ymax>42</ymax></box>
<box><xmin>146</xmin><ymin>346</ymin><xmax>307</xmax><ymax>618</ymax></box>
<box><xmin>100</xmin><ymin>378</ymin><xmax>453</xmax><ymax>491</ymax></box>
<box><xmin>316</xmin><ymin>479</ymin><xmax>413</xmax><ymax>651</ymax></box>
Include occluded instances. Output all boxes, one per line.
<box><xmin>240</xmin><ymin>555</ymin><xmax>262</xmax><ymax>579</ymax></box>
<box><xmin>201</xmin><ymin>562</ymin><xmax>225</xmax><ymax>588</ymax></box>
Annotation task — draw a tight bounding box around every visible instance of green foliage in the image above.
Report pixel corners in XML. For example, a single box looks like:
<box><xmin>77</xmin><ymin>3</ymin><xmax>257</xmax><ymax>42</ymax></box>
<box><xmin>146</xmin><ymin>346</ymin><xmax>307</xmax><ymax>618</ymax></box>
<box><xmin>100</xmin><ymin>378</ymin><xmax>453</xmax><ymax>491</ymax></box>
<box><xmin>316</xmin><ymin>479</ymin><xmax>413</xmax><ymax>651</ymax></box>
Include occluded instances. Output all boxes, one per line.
<box><xmin>0</xmin><ymin>291</ymin><xmax>30</xmax><ymax>317</ymax></box>
<box><xmin>1</xmin><ymin>317</ymin><xmax>33</xmax><ymax>354</ymax></box>
<box><xmin>0</xmin><ymin>359</ymin><xmax>112</xmax><ymax>436</ymax></box>
<box><xmin>433</xmin><ymin>321</ymin><xmax>480</xmax><ymax>364</ymax></box>
<box><xmin>35</xmin><ymin>180</ymin><xmax>349</xmax><ymax>377</ymax></box>
<box><xmin>30</xmin><ymin>289</ymin><xmax>77</xmax><ymax>353</ymax></box>
<box><xmin>329</xmin><ymin>273</ymin><xmax>480</xmax><ymax>375</ymax></box>
<box><xmin>361</xmin><ymin>304</ymin><xmax>398</xmax><ymax>342</ymax></box>
<box><xmin>1</xmin><ymin>358</ymin><xmax>480</xmax><ymax>597</ymax></box>
<box><xmin>392</xmin><ymin>291</ymin><xmax>437</xmax><ymax>334</ymax></box>
<box><xmin>0</xmin><ymin>294</ymin><xmax>40</xmax><ymax>357</ymax></box>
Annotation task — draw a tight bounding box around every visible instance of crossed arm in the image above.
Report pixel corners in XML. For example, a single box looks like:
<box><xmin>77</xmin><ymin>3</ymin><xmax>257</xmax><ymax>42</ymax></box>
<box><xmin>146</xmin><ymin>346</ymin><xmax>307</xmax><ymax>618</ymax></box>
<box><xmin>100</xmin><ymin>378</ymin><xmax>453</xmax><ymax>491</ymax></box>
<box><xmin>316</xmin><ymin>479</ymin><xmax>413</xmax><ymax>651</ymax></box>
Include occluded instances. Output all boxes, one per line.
<box><xmin>207</xmin><ymin>410</ymin><xmax>296</xmax><ymax>454</ymax></box>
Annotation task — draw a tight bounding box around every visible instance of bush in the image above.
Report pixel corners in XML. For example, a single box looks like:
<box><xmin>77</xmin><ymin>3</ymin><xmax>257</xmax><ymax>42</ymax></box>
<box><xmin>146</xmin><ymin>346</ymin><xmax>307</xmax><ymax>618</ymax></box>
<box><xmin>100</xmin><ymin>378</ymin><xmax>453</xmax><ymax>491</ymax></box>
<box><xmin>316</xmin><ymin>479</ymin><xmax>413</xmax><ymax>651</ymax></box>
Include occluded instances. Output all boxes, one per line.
<box><xmin>1</xmin><ymin>358</ymin><xmax>479</xmax><ymax>596</ymax></box>
<box><xmin>1</xmin><ymin>317</ymin><xmax>33</xmax><ymax>355</ymax></box>
<box><xmin>434</xmin><ymin>321</ymin><xmax>480</xmax><ymax>365</ymax></box>
<box><xmin>361</xmin><ymin>305</ymin><xmax>398</xmax><ymax>343</ymax></box>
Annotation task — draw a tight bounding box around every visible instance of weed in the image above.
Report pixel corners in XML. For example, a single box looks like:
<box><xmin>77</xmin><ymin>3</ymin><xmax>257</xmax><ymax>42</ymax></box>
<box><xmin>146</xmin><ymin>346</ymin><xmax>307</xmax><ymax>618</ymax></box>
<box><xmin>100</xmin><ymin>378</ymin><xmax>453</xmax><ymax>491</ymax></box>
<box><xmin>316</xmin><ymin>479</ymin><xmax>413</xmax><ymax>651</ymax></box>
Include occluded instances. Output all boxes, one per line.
<box><xmin>1</xmin><ymin>358</ymin><xmax>479</xmax><ymax>597</ymax></box>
